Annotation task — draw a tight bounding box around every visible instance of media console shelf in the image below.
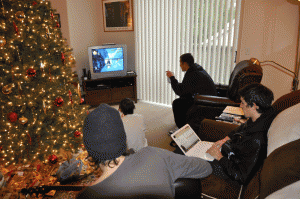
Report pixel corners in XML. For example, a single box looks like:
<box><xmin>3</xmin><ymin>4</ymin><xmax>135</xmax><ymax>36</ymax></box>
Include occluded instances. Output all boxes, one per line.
<box><xmin>83</xmin><ymin>75</ymin><xmax>137</xmax><ymax>106</ymax></box>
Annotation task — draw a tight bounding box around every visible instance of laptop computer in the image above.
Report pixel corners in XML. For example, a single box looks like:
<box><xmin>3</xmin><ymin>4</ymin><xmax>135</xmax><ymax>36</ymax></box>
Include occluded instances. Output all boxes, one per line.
<box><xmin>171</xmin><ymin>124</ymin><xmax>215</xmax><ymax>161</ymax></box>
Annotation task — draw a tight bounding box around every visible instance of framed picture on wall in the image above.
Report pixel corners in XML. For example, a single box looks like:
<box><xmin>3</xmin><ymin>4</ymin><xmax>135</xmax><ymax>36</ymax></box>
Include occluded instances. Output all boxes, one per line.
<box><xmin>102</xmin><ymin>0</ymin><xmax>134</xmax><ymax>32</ymax></box>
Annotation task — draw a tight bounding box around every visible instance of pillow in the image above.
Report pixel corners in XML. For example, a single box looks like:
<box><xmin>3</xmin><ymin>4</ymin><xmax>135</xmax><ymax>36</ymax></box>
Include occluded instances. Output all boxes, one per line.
<box><xmin>260</xmin><ymin>139</ymin><xmax>300</xmax><ymax>198</ymax></box>
<box><xmin>267</xmin><ymin>103</ymin><xmax>300</xmax><ymax>156</ymax></box>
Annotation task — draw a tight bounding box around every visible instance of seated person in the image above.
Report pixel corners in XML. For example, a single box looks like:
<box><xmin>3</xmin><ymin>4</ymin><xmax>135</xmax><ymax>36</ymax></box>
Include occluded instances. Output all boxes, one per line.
<box><xmin>119</xmin><ymin>98</ymin><xmax>148</xmax><ymax>152</ymax></box>
<box><xmin>77</xmin><ymin>104</ymin><xmax>212</xmax><ymax>199</ymax></box>
<box><xmin>206</xmin><ymin>83</ymin><xmax>277</xmax><ymax>185</ymax></box>
<box><xmin>166</xmin><ymin>53</ymin><xmax>217</xmax><ymax>129</ymax></box>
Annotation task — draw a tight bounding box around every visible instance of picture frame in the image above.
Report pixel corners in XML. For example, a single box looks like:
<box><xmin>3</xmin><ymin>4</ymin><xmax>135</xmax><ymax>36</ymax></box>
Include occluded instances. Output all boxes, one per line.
<box><xmin>102</xmin><ymin>0</ymin><xmax>134</xmax><ymax>32</ymax></box>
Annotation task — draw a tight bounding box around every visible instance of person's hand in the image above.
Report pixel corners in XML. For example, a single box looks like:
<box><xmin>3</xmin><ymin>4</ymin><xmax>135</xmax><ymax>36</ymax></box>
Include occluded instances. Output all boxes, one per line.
<box><xmin>206</xmin><ymin>136</ymin><xmax>230</xmax><ymax>160</ymax></box>
<box><xmin>166</xmin><ymin>71</ymin><xmax>174</xmax><ymax>78</ymax></box>
<box><xmin>233</xmin><ymin>118</ymin><xmax>247</xmax><ymax>124</ymax></box>
<box><xmin>206</xmin><ymin>142</ymin><xmax>223</xmax><ymax>160</ymax></box>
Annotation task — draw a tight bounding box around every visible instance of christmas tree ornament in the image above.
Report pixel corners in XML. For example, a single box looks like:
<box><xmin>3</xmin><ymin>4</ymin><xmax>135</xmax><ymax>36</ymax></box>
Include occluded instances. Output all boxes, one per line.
<box><xmin>13</xmin><ymin>21</ymin><xmax>19</xmax><ymax>35</ymax></box>
<box><xmin>61</xmin><ymin>52</ymin><xmax>65</xmax><ymax>65</ymax></box>
<box><xmin>0</xmin><ymin>19</ymin><xmax>6</xmax><ymax>31</ymax></box>
<box><xmin>7</xmin><ymin>112</ymin><xmax>18</xmax><ymax>123</ymax></box>
<box><xmin>0</xmin><ymin>36</ymin><xmax>6</xmax><ymax>47</ymax></box>
<box><xmin>26</xmin><ymin>68</ymin><xmax>36</xmax><ymax>77</ymax></box>
<box><xmin>15</xmin><ymin>11</ymin><xmax>25</xmax><ymax>22</ymax></box>
<box><xmin>48</xmin><ymin>154</ymin><xmax>58</xmax><ymax>164</ymax></box>
<box><xmin>77</xmin><ymin>83</ymin><xmax>81</xmax><ymax>99</ymax></box>
<box><xmin>18</xmin><ymin>116</ymin><xmax>28</xmax><ymax>125</ymax></box>
<box><xmin>74</xmin><ymin>130</ymin><xmax>81</xmax><ymax>138</ymax></box>
<box><xmin>17</xmin><ymin>82</ymin><xmax>23</xmax><ymax>95</ymax></box>
<box><xmin>32</xmin><ymin>1</ymin><xmax>38</xmax><ymax>6</ymax></box>
<box><xmin>68</xmin><ymin>90</ymin><xmax>73</xmax><ymax>104</ymax></box>
<box><xmin>80</xmin><ymin>98</ymin><xmax>84</xmax><ymax>104</ymax></box>
<box><xmin>50</xmin><ymin>12</ymin><xmax>54</xmax><ymax>20</ymax></box>
<box><xmin>2</xmin><ymin>84</ymin><xmax>13</xmax><ymax>94</ymax></box>
<box><xmin>43</xmin><ymin>100</ymin><xmax>47</xmax><ymax>113</ymax></box>
<box><xmin>54</xmin><ymin>97</ymin><xmax>64</xmax><ymax>107</ymax></box>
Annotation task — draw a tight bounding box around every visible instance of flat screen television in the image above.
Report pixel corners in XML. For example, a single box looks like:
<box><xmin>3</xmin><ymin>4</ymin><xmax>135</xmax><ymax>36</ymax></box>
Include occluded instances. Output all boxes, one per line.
<box><xmin>88</xmin><ymin>44</ymin><xmax>127</xmax><ymax>79</ymax></box>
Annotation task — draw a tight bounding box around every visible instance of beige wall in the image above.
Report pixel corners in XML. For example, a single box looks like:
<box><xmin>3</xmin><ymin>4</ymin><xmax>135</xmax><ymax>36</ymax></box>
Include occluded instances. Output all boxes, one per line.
<box><xmin>50</xmin><ymin>0</ymin><xmax>135</xmax><ymax>82</ymax></box>
<box><xmin>51</xmin><ymin>0</ymin><xmax>299</xmax><ymax>100</ymax></box>
<box><xmin>237</xmin><ymin>0</ymin><xmax>299</xmax><ymax>100</ymax></box>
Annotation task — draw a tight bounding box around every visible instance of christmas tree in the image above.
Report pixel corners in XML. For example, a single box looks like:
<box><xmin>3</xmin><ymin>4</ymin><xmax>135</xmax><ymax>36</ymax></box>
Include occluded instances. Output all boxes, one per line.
<box><xmin>0</xmin><ymin>0</ymin><xmax>89</xmax><ymax>166</ymax></box>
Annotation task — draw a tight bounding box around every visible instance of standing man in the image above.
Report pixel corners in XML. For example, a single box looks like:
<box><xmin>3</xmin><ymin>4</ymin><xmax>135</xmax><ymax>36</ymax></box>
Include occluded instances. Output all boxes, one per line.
<box><xmin>166</xmin><ymin>53</ymin><xmax>217</xmax><ymax>129</ymax></box>
<box><xmin>206</xmin><ymin>83</ymin><xmax>276</xmax><ymax>185</ymax></box>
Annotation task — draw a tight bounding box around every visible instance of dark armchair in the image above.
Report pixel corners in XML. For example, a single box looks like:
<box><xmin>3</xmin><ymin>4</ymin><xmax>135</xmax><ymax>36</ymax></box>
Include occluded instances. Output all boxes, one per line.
<box><xmin>186</xmin><ymin>59</ymin><xmax>262</xmax><ymax>131</ymax></box>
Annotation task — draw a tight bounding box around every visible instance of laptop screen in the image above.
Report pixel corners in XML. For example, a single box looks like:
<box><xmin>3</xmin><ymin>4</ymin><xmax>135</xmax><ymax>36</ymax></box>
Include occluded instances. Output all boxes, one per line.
<box><xmin>172</xmin><ymin>125</ymin><xmax>200</xmax><ymax>153</ymax></box>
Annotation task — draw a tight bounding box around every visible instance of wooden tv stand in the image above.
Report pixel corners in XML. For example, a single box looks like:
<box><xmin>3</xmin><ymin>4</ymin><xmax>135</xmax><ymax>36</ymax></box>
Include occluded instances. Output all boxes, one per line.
<box><xmin>82</xmin><ymin>75</ymin><xmax>137</xmax><ymax>106</ymax></box>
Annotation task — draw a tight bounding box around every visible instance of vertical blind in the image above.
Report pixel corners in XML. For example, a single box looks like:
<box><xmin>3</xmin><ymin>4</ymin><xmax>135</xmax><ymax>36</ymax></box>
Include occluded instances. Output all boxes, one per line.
<box><xmin>135</xmin><ymin>0</ymin><xmax>242</xmax><ymax>105</ymax></box>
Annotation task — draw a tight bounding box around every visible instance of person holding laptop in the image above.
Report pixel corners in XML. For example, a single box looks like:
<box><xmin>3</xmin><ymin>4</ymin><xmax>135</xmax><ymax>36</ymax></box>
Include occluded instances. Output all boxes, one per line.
<box><xmin>206</xmin><ymin>83</ymin><xmax>276</xmax><ymax>185</ymax></box>
<box><xmin>77</xmin><ymin>103</ymin><xmax>212</xmax><ymax>199</ymax></box>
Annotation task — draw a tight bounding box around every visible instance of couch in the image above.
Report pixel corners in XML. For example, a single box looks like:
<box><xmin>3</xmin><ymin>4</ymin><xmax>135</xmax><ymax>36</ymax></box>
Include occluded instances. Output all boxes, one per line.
<box><xmin>197</xmin><ymin>89</ymin><xmax>300</xmax><ymax>199</ymax></box>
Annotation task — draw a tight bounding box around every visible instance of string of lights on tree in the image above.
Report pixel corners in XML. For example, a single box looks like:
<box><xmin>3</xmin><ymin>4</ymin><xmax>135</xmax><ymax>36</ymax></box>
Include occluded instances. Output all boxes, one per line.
<box><xmin>0</xmin><ymin>0</ymin><xmax>89</xmax><ymax>166</ymax></box>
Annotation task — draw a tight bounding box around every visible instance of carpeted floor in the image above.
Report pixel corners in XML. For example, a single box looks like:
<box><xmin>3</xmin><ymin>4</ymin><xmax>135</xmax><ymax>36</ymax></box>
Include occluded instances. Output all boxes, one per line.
<box><xmin>90</xmin><ymin>100</ymin><xmax>177</xmax><ymax>152</ymax></box>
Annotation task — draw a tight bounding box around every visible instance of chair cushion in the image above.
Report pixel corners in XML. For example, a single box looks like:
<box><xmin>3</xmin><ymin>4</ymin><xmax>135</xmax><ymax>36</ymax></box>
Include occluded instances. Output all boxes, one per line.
<box><xmin>267</xmin><ymin>103</ymin><xmax>300</xmax><ymax>156</ymax></box>
<box><xmin>260</xmin><ymin>138</ymin><xmax>300</xmax><ymax>198</ymax></box>
<box><xmin>201</xmin><ymin>174</ymin><xmax>241</xmax><ymax>199</ymax></box>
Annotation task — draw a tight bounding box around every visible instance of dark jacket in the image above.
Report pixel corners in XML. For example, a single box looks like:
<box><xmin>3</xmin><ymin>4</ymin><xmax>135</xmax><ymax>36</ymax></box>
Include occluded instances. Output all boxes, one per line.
<box><xmin>170</xmin><ymin>64</ymin><xmax>217</xmax><ymax>99</ymax></box>
<box><xmin>215</xmin><ymin>107</ymin><xmax>276</xmax><ymax>185</ymax></box>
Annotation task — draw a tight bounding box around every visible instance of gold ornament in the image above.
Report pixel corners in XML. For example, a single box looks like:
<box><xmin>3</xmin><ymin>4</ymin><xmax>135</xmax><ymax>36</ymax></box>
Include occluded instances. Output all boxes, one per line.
<box><xmin>0</xmin><ymin>19</ymin><xmax>6</xmax><ymax>31</ymax></box>
<box><xmin>77</xmin><ymin>83</ymin><xmax>81</xmax><ymax>99</ymax></box>
<box><xmin>15</xmin><ymin>11</ymin><xmax>25</xmax><ymax>22</ymax></box>
<box><xmin>2</xmin><ymin>85</ymin><xmax>13</xmax><ymax>94</ymax></box>
<box><xmin>43</xmin><ymin>100</ymin><xmax>47</xmax><ymax>114</ymax></box>
<box><xmin>0</xmin><ymin>36</ymin><xmax>6</xmax><ymax>47</ymax></box>
<box><xmin>19</xmin><ymin>116</ymin><xmax>28</xmax><ymax>125</ymax></box>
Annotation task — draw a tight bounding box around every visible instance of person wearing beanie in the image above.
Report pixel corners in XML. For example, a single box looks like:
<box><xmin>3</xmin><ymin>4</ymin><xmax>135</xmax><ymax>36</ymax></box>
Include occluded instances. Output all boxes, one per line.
<box><xmin>77</xmin><ymin>103</ymin><xmax>213</xmax><ymax>199</ymax></box>
<box><xmin>119</xmin><ymin>98</ymin><xmax>148</xmax><ymax>152</ymax></box>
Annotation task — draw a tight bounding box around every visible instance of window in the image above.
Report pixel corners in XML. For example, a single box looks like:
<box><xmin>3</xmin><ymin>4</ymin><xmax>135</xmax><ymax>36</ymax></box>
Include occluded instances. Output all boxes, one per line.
<box><xmin>135</xmin><ymin>0</ymin><xmax>242</xmax><ymax>105</ymax></box>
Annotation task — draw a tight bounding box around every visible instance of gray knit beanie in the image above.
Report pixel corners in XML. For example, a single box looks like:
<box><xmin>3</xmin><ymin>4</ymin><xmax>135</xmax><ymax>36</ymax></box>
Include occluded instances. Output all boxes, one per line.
<box><xmin>83</xmin><ymin>103</ymin><xmax>127</xmax><ymax>162</ymax></box>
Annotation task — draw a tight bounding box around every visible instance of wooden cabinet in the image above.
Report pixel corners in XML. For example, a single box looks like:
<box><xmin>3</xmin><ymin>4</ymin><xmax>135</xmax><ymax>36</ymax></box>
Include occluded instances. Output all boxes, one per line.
<box><xmin>83</xmin><ymin>75</ymin><xmax>137</xmax><ymax>106</ymax></box>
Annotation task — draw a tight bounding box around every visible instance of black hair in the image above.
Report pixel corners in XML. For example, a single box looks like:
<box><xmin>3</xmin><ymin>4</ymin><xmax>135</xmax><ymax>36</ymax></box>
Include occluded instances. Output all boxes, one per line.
<box><xmin>180</xmin><ymin>53</ymin><xmax>195</xmax><ymax>67</ymax></box>
<box><xmin>88</xmin><ymin>150</ymin><xmax>133</xmax><ymax>170</ymax></box>
<box><xmin>238</xmin><ymin>83</ymin><xmax>274</xmax><ymax>113</ymax></box>
<box><xmin>119</xmin><ymin>98</ymin><xmax>135</xmax><ymax>115</ymax></box>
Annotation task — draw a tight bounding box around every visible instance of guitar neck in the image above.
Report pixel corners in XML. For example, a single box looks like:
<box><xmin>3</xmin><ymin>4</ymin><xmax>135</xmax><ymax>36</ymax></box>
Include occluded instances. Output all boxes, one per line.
<box><xmin>21</xmin><ymin>185</ymin><xmax>87</xmax><ymax>195</ymax></box>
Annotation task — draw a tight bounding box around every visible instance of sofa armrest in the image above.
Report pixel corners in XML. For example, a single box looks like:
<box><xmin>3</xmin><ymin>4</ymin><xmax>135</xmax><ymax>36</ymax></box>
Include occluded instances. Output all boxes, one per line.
<box><xmin>260</xmin><ymin>138</ymin><xmax>300</xmax><ymax>199</ymax></box>
<box><xmin>197</xmin><ymin>119</ymin><xmax>238</xmax><ymax>142</ymax></box>
<box><xmin>194</xmin><ymin>95</ymin><xmax>240</xmax><ymax>107</ymax></box>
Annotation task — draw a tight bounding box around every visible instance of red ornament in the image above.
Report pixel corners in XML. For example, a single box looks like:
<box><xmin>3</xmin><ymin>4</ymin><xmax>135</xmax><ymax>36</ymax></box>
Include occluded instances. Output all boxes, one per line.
<box><xmin>68</xmin><ymin>90</ymin><xmax>73</xmax><ymax>104</ymax></box>
<box><xmin>56</xmin><ymin>21</ymin><xmax>60</xmax><ymax>28</ymax></box>
<box><xmin>48</xmin><ymin>154</ymin><xmax>58</xmax><ymax>164</ymax></box>
<box><xmin>13</xmin><ymin>21</ymin><xmax>19</xmax><ymax>35</ymax></box>
<box><xmin>26</xmin><ymin>68</ymin><xmax>36</xmax><ymax>77</ymax></box>
<box><xmin>32</xmin><ymin>1</ymin><xmax>37</xmax><ymax>6</ymax></box>
<box><xmin>51</xmin><ymin>12</ymin><xmax>54</xmax><ymax>20</ymax></box>
<box><xmin>7</xmin><ymin>112</ymin><xmax>18</xmax><ymax>123</ymax></box>
<box><xmin>80</xmin><ymin>98</ymin><xmax>84</xmax><ymax>104</ymax></box>
<box><xmin>54</xmin><ymin>97</ymin><xmax>64</xmax><ymax>107</ymax></box>
<box><xmin>74</xmin><ymin>131</ymin><xmax>82</xmax><ymax>138</ymax></box>
<box><xmin>61</xmin><ymin>52</ymin><xmax>65</xmax><ymax>65</ymax></box>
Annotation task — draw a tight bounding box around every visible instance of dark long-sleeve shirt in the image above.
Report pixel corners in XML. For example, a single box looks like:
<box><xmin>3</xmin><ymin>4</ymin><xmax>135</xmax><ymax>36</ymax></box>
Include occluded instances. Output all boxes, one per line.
<box><xmin>170</xmin><ymin>64</ymin><xmax>217</xmax><ymax>99</ymax></box>
<box><xmin>215</xmin><ymin>107</ymin><xmax>277</xmax><ymax>185</ymax></box>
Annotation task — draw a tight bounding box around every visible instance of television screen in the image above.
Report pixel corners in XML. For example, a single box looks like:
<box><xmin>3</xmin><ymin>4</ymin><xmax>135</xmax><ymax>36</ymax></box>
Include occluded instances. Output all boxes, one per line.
<box><xmin>92</xmin><ymin>47</ymin><xmax>124</xmax><ymax>73</ymax></box>
<box><xmin>88</xmin><ymin>44</ymin><xmax>127</xmax><ymax>79</ymax></box>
